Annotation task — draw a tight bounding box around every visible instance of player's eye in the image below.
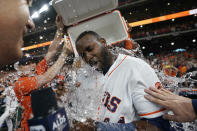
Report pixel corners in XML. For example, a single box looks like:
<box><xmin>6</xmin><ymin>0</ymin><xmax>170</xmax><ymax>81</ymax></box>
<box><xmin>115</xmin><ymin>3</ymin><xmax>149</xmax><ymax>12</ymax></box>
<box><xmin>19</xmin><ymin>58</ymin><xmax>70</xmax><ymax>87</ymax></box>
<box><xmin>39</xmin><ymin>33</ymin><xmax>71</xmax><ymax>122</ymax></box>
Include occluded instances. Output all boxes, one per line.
<box><xmin>86</xmin><ymin>46</ymin><xmax>92</xmax><ymax>52</ymax></box>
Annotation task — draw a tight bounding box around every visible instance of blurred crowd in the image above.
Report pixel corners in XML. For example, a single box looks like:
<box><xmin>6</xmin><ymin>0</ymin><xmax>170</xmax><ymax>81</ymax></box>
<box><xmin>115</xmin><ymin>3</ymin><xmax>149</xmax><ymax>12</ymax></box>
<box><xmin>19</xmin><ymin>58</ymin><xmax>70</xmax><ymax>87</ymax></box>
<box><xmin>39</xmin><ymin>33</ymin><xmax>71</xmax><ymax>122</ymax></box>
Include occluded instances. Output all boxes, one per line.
<box><xmin>131</xmin><ymin>20</ymin><xmax>197</xmax><ymax>39</ymax></box>
<box><xmin>146</xmin><ymin>49</ymin><xmax>197</xmax><ymax>89</ymax></box>
<box><xmin>147</xmin><ymin>49</ymin><xmax>197</xmax><ymax>76</ymax></box>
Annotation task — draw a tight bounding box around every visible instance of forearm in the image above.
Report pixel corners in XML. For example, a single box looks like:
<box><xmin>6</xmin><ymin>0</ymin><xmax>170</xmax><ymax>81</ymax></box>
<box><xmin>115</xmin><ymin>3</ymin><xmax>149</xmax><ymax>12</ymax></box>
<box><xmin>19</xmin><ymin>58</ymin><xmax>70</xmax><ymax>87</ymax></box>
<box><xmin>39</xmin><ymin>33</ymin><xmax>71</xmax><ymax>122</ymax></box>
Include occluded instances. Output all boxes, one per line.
<box><xmin>45</xmin><ymin>29</ymin><xmax>63</xmax><ymax>62</ymax></box>
<box><xmin>51</xmin><ymin>29</ymin><xmax>63</xmax><ymax>49</ymax></box>
<box><xmin>37</xmin><ymin>52</ymin><xmax>67</xmax><ymax>87</ymax></box>
<box><xmin>44</xmin><ymin>52</ymin><xmax>66</xmax><ymax>80</ymax></box>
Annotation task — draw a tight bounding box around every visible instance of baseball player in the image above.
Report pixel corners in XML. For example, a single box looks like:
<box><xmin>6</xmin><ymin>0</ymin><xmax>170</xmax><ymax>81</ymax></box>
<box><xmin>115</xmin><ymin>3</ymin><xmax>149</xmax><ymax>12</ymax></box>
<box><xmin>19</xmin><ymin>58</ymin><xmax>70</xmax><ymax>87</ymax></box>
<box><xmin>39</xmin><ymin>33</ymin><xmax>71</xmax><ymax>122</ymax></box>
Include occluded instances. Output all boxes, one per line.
<box><xmin>71</xmin><ymin>31</ymin><xmax>176</xmax><ymax>131</ymax></box>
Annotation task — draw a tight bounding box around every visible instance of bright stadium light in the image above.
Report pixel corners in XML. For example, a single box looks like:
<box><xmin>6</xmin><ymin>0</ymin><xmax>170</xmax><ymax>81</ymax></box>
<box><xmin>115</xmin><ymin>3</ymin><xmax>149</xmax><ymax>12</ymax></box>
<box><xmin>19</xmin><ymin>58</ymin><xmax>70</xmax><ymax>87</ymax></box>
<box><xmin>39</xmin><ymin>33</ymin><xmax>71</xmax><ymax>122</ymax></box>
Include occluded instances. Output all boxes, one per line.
<box><xmin>31</xmin><ymin>11</ymin><xmax>39</xmax><ymax>19</ymax></box>
<box><xmin>193</xmin><ymin>39</ymin><xmax>196</xmax><ymax>43</ymax></box>
<box><xmin>40</xmin><ymin>36</ymin><xmax>43</xmax><ymax>40</ymax></box>
<box><xmin>171</xmin><ymin>42</ymin><xmax>175</xmax><ymax>45</ymax></box>
<box><xmin>39</xmin><ymin>4</ymin><xmax>49</xmax><ymax>13</ymax></box>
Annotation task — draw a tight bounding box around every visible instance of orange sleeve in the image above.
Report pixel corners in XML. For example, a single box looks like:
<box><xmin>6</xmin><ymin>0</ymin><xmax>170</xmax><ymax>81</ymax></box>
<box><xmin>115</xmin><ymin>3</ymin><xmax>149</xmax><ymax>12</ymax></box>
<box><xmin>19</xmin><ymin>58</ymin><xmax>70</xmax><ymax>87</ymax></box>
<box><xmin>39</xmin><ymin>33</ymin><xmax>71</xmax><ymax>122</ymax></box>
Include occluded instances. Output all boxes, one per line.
<box><xmin>14</xmin><ymin>77</ymin><xmax>38</xmax><ymax>96</ymax></box>
<box><xmin>36</xmin><ymin>58</ymin><xmax>48</xmax><ymax>75</ymax></box>
<box><xmin>125</xmin><ymin>40</ymin><xmax>133</xmax><ymax>50</ymax></box>
<box><xmin>125</xmin><ymin>34</ymin><xmax>133</xmax><ymax>50</ymax></box>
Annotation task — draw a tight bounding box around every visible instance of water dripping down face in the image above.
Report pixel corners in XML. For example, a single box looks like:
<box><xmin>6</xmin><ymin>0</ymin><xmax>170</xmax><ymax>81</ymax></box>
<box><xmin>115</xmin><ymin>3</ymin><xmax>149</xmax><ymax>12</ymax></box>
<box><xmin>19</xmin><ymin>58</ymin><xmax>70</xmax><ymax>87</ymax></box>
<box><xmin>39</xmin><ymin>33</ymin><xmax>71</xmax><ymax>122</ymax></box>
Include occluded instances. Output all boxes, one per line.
<box><xmin>76</xmin><ymin>33</ymin><xmax>112</xmax><ymax>74</ymax></box>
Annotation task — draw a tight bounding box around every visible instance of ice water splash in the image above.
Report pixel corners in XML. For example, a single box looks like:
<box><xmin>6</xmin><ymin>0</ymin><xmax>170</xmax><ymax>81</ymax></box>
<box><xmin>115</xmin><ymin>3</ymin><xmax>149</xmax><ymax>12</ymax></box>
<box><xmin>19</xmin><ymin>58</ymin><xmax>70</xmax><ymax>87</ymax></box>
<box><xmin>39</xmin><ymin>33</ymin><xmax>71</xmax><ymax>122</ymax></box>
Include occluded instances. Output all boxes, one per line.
<box><xmin>59</xmin><ymin>60</ymin><xmax>105</xmax><ymax>122</ymax></box>
<box><xmin>57</xmin><ymin>39</ymin><xmax>146</xmax><ymax>123</ymax></box>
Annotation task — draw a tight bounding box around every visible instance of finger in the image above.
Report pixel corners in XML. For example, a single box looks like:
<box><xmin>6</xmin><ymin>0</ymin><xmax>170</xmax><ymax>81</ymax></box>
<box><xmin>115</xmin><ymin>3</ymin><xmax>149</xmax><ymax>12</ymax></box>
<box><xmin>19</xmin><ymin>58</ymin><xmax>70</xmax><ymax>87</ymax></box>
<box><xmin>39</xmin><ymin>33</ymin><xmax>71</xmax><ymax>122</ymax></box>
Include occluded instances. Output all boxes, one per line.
<box><xmin>144</xmin><ymin>95</ymin><xmax>169</xmax><ymax>108</ymax></box>
<box><xmin>163</xmin><ymin>114</ymin><xmax>179</xmax><ymax>122</ymax></box>
<box><xmin>56</xmin><ymin>15</ymin><xmax>60</xmax><ymax>22</ymax></box>
<box><xmin>64</xmin><ymin>37</ymin><xmax>73</xmax><ymax>52</ymax></box>
<box><xmin>56</xmin><ymin>15</ymin><xmax>62</xmax><ymax>23</ymax></box>
<box><xmin>144</xmin><ymin>88</ymin><xmax>166</xmax><ymax>100</ymax></box>
<box><xmin>59</xmin><ymin>15</ymin><xmax>62</xmax><ymax>20</ymax></box>
<box><xmin>149</xmin><ymin>87</ymin><xmax>164</xmax><ymax>94</ymax></box>
<box><xmin>161</xmin><ymin>88</ymin><xmax>174</xmax><ymax>95</ymax></box>
<box><xmin>58</xmin><ymin>16</ymin><xmax>62</xmax><ymax>22</ymax></box>
<box><xmin>149</xmin><ymin>87</ymin><xmax>171</xmax><ymax>97</ymax></box>
<box><xmin>63</xmin><ymin>35</ymin><xmax>69</xmax><ymax>44</ymax></box>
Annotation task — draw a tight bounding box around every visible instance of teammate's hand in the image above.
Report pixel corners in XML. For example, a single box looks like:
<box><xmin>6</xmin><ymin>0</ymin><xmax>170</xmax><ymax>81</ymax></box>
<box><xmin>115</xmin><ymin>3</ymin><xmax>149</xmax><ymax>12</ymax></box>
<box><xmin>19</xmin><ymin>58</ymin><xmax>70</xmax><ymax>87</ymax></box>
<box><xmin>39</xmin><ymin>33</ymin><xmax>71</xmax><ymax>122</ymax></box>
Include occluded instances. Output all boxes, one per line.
<box><xmin>56</xmin><ymin>15</ymin><xmax>64</xmax><ymax>31</ymax></box>
<box><xmin>70</xmin><ymin>118</ymin><xmax>97</xmax><ymax>131</ymax></box>
<box><xmin>126</xmin><ymin>22</ymin><xmax>132</xmax><ymax>32</ymax></box>
<box><xmin>144</xmin><ymin>87</ymin><xmax>197</xmax><ymax>122</ymax></box>
<box><xmin>62</xmin><ymin>37</ymin><xmax>75</xmax><ymax>65</ymax></box>
<box><xmin>62</xmin><ymin>37</ymin><xmax>73</xmax><ymax>55</ymax></box>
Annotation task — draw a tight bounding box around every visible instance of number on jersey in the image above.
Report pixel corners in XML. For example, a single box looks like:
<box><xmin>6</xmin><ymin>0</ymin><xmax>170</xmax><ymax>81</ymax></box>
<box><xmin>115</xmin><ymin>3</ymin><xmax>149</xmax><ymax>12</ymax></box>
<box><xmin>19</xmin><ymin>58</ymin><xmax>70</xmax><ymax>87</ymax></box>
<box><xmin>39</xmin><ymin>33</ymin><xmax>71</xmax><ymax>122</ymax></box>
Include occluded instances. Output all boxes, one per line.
<box><xmin>103</xmin><ymin>92</ymin><xmax>121</xmax><ymax>113</ymax></box>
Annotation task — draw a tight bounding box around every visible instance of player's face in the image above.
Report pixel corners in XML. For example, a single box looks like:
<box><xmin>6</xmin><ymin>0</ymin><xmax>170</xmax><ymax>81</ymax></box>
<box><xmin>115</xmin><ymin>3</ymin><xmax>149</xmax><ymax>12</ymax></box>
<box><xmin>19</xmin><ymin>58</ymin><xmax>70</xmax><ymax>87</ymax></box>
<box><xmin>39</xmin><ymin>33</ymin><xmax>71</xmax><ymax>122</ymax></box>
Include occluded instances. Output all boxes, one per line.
<box><xmin>76</xmin><ymin>34</ymin><xmax>112</xmax><ymax>74</ymax></box>
<box><xmin>0</xmin><ymin>0</ymin><xmax>35</xmax><ymax>66</ymax></box>
<box><xmin>19</xmin><ymin>63</ymin><xmax>36</xmax><ymax>75</ymax></box>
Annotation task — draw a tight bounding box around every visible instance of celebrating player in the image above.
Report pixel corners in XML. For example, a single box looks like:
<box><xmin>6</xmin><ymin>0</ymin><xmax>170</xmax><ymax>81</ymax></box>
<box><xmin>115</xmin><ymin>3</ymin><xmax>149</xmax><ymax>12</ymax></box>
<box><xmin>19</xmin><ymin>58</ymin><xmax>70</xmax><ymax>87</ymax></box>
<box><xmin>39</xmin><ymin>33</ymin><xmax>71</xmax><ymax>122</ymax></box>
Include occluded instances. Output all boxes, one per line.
<box><xmin>72</xmin><ymin>31</ymin><xmax>175</xmax><ymax>131</ymax></box>
<box><xmin>13</xmin><ymin>15</ymin><xmax>73</xmax><ymax>131</ymax></box>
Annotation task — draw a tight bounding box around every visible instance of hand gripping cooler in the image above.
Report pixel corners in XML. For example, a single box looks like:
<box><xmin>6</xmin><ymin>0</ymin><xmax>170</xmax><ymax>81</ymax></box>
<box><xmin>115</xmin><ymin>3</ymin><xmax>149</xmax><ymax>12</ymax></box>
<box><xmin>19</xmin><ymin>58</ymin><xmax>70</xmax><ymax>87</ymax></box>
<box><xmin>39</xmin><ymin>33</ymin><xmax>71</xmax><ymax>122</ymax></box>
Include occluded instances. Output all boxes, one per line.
<box><xmin>52</xmin><ymin>0</ymin><xmax>129</xmax><ymax>57</ymax></box>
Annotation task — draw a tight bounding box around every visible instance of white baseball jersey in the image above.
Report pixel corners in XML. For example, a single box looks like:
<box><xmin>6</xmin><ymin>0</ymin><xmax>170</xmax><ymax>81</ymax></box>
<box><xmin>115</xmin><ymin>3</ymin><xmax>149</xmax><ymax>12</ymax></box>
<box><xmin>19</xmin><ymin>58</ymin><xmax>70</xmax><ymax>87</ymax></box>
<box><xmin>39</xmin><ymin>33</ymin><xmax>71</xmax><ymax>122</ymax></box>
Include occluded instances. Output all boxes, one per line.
<box><xmin>98</xmin><ymin>54</ymin><xmax>166</xmax><ymax>123</ymax></box>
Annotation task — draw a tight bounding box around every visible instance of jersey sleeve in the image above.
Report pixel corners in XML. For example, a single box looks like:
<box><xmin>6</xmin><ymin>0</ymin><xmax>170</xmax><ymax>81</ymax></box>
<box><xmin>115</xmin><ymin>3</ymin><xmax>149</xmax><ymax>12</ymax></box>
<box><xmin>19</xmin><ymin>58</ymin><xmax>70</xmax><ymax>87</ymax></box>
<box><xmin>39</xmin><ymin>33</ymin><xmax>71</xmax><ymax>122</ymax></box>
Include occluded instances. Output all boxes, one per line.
<box><xmin>14</xmin><ymin>77</ymin><xmax>38</xmax><ymax>96</ymax></box>
<box><xmin>36</xmin><ymin>58</ymin><xmax>48</xmax><ymax>75</ymax></box>
<box><xmin>130</xmin><ymin>58</ymin><xmax>166</xmax><ymax>119</ymax></box>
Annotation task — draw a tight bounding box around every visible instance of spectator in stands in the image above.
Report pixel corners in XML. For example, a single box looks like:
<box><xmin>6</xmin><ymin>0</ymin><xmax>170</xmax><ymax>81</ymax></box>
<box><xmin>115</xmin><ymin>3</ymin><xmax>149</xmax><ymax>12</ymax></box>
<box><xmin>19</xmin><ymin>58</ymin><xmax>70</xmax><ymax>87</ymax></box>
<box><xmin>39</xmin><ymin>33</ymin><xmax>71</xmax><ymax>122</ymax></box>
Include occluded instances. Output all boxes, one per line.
<box><xmin>0</xmin><ymin>0</ymin><xmax>35</xmax><ymax>66</ymax></box>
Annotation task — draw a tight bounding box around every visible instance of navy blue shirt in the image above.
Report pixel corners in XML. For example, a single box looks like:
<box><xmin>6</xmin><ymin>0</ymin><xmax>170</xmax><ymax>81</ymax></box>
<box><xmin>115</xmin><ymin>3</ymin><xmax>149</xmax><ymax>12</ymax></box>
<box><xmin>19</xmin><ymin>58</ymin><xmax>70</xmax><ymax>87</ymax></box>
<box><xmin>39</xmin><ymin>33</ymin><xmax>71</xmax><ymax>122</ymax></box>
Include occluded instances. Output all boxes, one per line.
<box><xmin>97</xmin><ymin>116</ymin><xmax>180</xmax><ymax>131</ymax></box>
<box><xmin>97</xmin><ymin>122</ymin><xmax>136</xmax><ymax>131</ymax></box>
<box><xmin>192</xmin><ymin>99</ymin><xmax>197</xmax><ymax>115</ymax></box>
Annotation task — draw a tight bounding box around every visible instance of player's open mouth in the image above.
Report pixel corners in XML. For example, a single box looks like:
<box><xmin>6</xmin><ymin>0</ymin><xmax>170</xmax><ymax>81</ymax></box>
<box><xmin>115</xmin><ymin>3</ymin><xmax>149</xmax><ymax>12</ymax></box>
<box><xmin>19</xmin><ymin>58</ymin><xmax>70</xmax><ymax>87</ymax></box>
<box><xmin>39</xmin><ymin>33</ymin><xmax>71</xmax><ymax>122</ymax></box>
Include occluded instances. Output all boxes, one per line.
<box><xmin>88</xmin><ymin>60</ymin><xmax>97</xmax><ymax>67</ymax></box>
<box><xmin>88</xmin><ymin>58</ymin><xmax>99</xmax><ymax>70</ymax></box>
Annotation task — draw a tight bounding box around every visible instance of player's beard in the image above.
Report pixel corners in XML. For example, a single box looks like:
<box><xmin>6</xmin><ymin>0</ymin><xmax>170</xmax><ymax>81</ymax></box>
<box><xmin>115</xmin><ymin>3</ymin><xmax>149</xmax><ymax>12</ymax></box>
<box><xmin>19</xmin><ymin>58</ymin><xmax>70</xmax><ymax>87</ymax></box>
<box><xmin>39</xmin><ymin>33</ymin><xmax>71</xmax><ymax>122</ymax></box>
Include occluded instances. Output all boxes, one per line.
<box><xmin>100</xmin><ymin>47</ymin><xmax>112</xmax><ymax>75</ymax></box>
